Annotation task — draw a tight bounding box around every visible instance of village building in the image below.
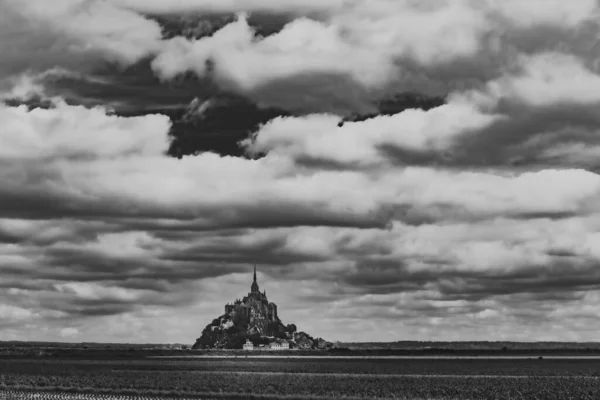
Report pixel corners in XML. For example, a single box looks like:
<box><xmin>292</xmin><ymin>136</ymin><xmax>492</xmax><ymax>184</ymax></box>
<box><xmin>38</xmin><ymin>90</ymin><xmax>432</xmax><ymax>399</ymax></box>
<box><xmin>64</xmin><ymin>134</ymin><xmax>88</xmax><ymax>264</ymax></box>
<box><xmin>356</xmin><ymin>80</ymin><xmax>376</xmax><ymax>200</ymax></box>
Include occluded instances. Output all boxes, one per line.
<box><xmin>243</xmin><ymin>339</ymin><xmax>254</xmax><ymax>350</ymax></box>
<box><xmin>270</xmin><ymin>341</ymin><xmax>290</xmax><ymax>350</ymax></box>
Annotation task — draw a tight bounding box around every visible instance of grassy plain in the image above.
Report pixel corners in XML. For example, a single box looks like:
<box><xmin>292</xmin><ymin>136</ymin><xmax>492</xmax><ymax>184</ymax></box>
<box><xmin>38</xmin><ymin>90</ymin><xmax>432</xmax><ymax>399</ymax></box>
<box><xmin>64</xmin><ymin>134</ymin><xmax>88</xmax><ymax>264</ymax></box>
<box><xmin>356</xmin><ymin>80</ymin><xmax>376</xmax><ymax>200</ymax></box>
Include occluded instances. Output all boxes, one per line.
<box><xmin>0</xmin><ymin>356</ymin><xmax>599</xmax><ymax>399</ymax></box>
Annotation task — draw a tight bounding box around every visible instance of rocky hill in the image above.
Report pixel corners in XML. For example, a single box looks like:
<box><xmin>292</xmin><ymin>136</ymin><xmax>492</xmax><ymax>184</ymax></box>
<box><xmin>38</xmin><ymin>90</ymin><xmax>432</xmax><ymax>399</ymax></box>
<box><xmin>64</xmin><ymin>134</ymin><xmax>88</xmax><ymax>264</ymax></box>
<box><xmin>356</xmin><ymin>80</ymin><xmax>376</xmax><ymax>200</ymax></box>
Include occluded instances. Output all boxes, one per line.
<box><xmin>192</xmin><ymin>267</ymin><xmax>332</xmax><ymax>350</ymax></box>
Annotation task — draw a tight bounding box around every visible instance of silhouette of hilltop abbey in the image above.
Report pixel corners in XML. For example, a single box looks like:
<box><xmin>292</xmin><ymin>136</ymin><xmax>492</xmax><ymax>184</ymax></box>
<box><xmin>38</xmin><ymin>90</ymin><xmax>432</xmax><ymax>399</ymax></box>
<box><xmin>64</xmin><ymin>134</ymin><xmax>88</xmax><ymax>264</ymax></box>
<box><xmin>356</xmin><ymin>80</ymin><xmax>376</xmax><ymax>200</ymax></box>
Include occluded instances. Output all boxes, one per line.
<box><xmin>193</xmin><ymin>265</ymin><xmax>292</xmax><ymax>349</ymax></box>
<box><xmin>224</xmin><ymin>265</ymin><xmax>279</xmax><ymax>331</ymax></box>
<box><xmin>193</xmin><ymin>265</ymin><xmax>331</xmax><ymax>349</ymax></box>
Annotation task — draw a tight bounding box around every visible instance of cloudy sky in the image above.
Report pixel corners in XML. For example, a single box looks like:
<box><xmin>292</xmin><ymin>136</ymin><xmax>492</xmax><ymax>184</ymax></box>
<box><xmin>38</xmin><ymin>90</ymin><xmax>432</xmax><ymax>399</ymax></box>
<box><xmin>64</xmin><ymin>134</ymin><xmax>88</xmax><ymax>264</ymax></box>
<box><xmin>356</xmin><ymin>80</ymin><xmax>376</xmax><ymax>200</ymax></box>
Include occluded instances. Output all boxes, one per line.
<box><xmin>2</xmin><ymin>0</ymin><xmax>600</xmax><ymax>344</ymax></box>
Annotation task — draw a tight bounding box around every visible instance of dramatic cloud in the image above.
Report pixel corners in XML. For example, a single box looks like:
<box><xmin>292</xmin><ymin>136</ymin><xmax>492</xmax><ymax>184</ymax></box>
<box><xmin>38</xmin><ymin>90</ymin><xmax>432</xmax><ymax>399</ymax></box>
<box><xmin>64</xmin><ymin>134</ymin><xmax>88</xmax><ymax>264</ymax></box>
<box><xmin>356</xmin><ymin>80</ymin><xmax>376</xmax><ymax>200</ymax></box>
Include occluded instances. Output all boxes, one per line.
<box><xmin>0</xmin><ymin>0</ymin><xmax>163</xmax><ymax>79</ymax></box>
<box><xmin>149</xmin><ymin>15</ymin><xmax>393</xmax><ymax>114</ymax></box>
<box><xmin>243</xmin><ymin>101</ymin><xmax>501</xmax><ymax>166</ymax></box>
<box><xmin>482</xmin><ymin>52</ymin><xmax>600</xmax><ymax>107</ymax></box>
<box><xmin>0</xmin><ymin>102</ymin><xmax>170</xmax><ymax>159</ymax></box>
<box><xmin>142</xmin><ymin>0</ymin><xmax>600</xmax><ymax>113</ymax></box>
<box><xmin>3</xmin><ymin>0</ymin><xmax>600</xmax><ymax>343</ymax></box>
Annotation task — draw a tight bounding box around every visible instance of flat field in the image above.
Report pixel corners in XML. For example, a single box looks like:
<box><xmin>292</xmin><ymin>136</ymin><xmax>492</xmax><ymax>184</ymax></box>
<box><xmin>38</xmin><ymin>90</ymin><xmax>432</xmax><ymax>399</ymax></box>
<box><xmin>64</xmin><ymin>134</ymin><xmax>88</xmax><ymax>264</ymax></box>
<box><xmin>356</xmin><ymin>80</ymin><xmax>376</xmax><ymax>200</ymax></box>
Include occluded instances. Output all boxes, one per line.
<box><xmin>0</xmin><ymin>356</ymin><xmax>599</xmax><ymax>399</ymax></box>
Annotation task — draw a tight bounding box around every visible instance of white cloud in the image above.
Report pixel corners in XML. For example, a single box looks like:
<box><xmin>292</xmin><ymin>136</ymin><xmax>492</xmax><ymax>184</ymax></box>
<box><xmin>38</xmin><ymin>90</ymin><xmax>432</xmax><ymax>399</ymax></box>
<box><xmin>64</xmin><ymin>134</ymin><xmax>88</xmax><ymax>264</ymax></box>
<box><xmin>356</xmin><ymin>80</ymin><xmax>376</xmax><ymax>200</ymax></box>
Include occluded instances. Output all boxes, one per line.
<box><xmin>0</xmin><ymin>0</ymin><xmax>164</xmax><ymax>94</ymax></box>
<box><xmin>151</xmin><ymin>15</ymin><xmax>394</xmax><ymax>93</ymax></box>
<box><xmin>147</xmin><ymin>4</ymin><xmax>488</xmax><ymax>110</ymax></box>
<box><xmin>0</xmin><ymin>102</ymin><xmax>170</xmax><ymax>160</ymax></box>
<box><xmin>82</xmin><ymin>232</ymin><xmax>161</xmax><ymax>259</ymax></box>
<box><xmin>481</xmin><ymin>53</ymin><xmax>600</xmax><ymax>108</ymax></box>
<box><xmin>336</xmin><ymin>0</ymin><xmax>490</xmax><ymax>66</ymax></box>
<box><xmin>3</xmin><ymin>0</ymin><xmax>599</xmax><ymax>112</ymax></box>
<box><xmin>2</xmin><ymin>102</ymin><xmax>600</xmax><ymax>228</ymax></box>
<box><xmin>0</xmin><ymin>304</ymin><xmax>35</xmax><ymax>321</ymax></box>
<box><xmin>59</xmin><ymin>327</ymin><xmax>80</xmax><ymax>339</ymax></box>
<box><xmin>5</xmin><ymin>0</ymin><xmax>163</xmax><ymax>64</ymax></box>
<box><xmin>244</xmin><ymin>101</ymin><xmax>501</xmax><ymax>165</ymax></box>
<box><xmin>143</xmin><ymin>0</ymin><xmax>600</xmax><ymax>112</ymax></box>
<box><xmin>54</xmin><ymin>282</ymin><xmax>145</xmax><ymax>302</ymax></box>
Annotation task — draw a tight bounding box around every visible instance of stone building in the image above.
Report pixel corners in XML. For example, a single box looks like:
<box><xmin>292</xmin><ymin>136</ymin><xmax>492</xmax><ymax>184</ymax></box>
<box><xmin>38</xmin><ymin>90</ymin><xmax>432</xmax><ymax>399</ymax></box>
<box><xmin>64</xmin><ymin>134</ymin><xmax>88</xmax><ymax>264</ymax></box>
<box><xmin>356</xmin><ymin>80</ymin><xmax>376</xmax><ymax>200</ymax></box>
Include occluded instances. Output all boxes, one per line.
<box><xmin>270</xmin><ymin>341</ymin><xmax>290</xmax><ymax>350</ymax></box>
<box><xmin>194</xmin><ymin>265</ymin><xmax>314</xmax><ymax>349</ymax></box>
<box><xmin>223</xmin><ymin>266</ymin><xmax>280</xmax><ymax>334</ymax></box>
<box><xmin>243</xmin><ymin>339</ymin><xmax>254</xmax><ymax>350</ymax></box>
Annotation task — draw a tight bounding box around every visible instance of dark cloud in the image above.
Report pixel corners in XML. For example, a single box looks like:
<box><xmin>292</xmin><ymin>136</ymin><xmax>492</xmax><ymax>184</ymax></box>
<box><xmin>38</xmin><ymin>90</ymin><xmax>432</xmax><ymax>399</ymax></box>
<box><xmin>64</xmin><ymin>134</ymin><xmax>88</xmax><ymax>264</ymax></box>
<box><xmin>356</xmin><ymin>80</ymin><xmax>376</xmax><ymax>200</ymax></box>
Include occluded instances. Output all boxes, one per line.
<box><xmin>152</xmin><ymin>13</ymin><xmax>290</xmax><ymax>40</ymax></box>
<box><xmin>0</xmin><ymin>190</ymin><xmax>389</xmax><ymax>231</ymax></box>
<box><xmin>3</xmin><ymin>94</ymin><xmax>55</xmax><ymax>110</ymax></box>
<box><xmin>435</xmin><ymin>263</ymin><xmax>600</xmax><ymax>301</ymax></box>
<box><xmin>42</xmin><ymin>65</ymin><xmax>216</xmax><ymax>113</ymax></box>
<box><xmin>449</xmin><ymin>102</ymin><xmax>600</xmax><ymax>166</ymax></box>
<box><xmin>166</xmin><ymin>95</ymin><xmax>289</xmax><ymax>158</ymax></box>
<box><xmin>233</xmin><ymin>71</ymin><xmax>380</xmax><ymax>116</ymax></box>
<box><xmin>153</xmin><ymin>14</ymin><xmax>238</xmax><ymax>40</ymax></box>
<box><xmin>366</xmin><ymin>102</ymin><xmax>600</xmax><ymax>171</ymax></box>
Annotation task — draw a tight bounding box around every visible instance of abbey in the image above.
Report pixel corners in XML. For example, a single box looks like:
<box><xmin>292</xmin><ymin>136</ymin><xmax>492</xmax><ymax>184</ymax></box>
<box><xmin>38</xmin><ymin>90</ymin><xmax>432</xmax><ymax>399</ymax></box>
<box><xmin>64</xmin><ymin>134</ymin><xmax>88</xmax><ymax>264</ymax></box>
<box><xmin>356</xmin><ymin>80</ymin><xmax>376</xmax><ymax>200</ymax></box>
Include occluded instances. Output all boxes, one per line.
<box><xmin>224</xmin><ymin>266</ymin><xmax>280</xmax><ymax>333</ymax></box>
<box><xmin>193</xmin><ymin>265</ymin><xmax>331</xmax><ymax>350</ymax></box>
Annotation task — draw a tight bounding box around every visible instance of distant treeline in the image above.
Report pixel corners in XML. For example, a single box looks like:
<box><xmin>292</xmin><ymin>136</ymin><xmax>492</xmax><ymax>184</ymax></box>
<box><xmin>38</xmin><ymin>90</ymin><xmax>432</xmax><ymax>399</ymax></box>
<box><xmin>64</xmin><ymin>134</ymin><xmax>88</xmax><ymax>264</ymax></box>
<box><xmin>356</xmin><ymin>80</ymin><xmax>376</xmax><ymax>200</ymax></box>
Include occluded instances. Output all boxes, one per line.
<box><xmin>0</xmin><ymin>341</ymin><xmax>188</xmax><ymax>349</ymax></box>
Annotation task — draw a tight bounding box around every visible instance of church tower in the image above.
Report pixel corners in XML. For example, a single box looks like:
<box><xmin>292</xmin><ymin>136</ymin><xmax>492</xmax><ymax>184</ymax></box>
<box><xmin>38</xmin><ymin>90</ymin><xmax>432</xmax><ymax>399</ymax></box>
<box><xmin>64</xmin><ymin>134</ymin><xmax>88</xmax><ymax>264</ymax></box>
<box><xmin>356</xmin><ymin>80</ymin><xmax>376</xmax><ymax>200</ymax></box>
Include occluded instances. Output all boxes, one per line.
<box><xmin>251</xmin><ymin>264</ymin><xmax>259</xmax><ymax>293</ymax></box>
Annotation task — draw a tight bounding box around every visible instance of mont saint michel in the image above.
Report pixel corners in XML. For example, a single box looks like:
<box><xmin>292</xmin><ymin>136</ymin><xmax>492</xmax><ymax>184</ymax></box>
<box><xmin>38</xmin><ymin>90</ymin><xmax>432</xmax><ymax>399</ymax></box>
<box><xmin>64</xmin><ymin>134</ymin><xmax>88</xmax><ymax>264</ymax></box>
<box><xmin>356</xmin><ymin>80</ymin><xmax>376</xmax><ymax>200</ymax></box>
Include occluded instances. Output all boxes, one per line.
<box><xmin>193</xmin><ymin>266</ymin><xmax>332</xmax><ymax>350</ymax></box>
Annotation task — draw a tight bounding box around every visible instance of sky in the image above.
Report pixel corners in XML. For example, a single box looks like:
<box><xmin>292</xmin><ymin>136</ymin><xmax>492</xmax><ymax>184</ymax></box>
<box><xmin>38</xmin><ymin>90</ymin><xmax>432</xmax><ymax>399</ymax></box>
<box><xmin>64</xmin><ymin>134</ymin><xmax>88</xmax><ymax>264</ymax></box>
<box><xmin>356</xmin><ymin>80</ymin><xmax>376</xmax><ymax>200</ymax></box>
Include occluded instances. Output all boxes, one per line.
<box><xmin>2</xmin><ymin>0</ymin><xmax>600</xmax><ymax>344</ymax></box>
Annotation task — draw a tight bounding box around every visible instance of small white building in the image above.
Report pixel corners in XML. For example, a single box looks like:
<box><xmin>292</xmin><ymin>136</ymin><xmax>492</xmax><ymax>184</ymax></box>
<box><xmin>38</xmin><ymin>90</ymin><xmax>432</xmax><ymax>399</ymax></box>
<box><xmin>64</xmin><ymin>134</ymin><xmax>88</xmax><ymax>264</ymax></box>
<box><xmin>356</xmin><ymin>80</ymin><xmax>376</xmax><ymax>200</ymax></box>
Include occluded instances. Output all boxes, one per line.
<box><xmin>270</xmin><ymin>341</ymin><xmax>290</xmax><ymax>350</ymax></box>
<box><xmin>243</xmin><ymin>339</ymin><xmax>254</xmax><ymax>350</ymax></box>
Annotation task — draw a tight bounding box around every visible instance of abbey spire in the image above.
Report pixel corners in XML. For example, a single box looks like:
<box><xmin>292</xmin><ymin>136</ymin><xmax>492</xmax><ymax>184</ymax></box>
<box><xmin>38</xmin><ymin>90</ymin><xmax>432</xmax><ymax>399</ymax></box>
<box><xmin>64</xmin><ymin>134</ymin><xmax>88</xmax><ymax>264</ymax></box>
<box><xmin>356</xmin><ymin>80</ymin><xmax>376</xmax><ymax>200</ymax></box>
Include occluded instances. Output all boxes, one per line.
<box><xmin>251</xmin><ymin>264</ymin><xmax>259</xmax><ymax>293</ymax></box>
